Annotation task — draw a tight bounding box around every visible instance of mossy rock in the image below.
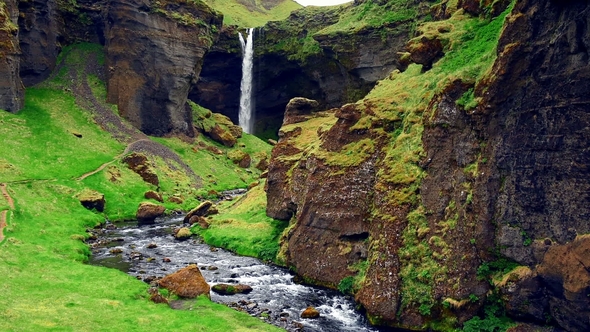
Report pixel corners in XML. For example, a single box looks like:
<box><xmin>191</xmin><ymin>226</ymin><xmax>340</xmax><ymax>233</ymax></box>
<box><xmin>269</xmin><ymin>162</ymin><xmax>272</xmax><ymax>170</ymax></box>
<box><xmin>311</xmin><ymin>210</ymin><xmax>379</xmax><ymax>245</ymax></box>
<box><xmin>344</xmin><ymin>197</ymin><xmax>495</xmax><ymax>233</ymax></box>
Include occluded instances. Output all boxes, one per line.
<box><xmin>75</xmin><ymin>189</ymin><xmax>105</xmax><ymax>212</ymax></box>
<box><xmin>175</xmin><ymin>227</ymin><xmax>192</xmax><ymax>240</ymax></box>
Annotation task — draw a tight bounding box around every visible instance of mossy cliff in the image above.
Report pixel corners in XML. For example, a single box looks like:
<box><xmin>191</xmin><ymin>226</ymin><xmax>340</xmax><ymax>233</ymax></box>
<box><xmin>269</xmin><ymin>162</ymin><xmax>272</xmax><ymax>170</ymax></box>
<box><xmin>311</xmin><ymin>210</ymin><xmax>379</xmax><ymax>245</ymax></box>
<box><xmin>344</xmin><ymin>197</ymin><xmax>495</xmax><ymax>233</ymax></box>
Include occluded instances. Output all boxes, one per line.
<box><xmin>193</xmin><ymin>0</ymin><xmax>437</xmax><ymax>138</ymax></box>
<box><xmin>266</xmin><ymin>0</ymin><xmax>590</xmax><ymax>330</ymax></box>
<box><xmin>0</xmin><ymin>0</ymin><xmax>23</xmax><ymax>112</ymax></box>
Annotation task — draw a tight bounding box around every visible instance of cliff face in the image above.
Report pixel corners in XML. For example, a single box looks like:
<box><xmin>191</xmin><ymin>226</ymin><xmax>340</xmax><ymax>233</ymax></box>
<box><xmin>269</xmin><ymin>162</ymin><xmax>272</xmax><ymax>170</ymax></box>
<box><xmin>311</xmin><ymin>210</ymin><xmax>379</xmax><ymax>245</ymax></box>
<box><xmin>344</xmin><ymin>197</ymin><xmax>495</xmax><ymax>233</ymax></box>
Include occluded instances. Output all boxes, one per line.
<box><xmin>105</xmin><ymin>0</ymin><xmax>222</xmax><ymax>137</ymax></box>
<box><xmin>3</xmin><ymin>0</ymin><xmax>222</xmax><ymax>137</ymax></box>
<box><xmin>193</xmin><ymin>2</ymin><xmax>433</xmax><ymax>137</ymax></box>
<box><xmin>0</xmin><ymin>0</ymin><xmax>23</xmax><ymax>112</ymax></box>
<box><xmin>266</xmin><ymin>0</ymin><xmax>590</xmax><ymax>330</ymax></box>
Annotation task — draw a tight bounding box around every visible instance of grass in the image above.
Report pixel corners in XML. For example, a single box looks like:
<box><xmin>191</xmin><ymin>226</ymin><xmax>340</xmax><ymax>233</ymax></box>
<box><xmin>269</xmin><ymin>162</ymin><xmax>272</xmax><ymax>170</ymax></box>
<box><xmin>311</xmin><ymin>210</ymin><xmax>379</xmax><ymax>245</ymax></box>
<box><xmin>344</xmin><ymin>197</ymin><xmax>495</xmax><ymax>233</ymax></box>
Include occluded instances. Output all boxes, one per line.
<box><xmin>191</xmin><ymin>181</ymin><xmax>288</xmax><ymax>262</ymax></box>
<box><xmin>0</xmin><ymin>43</ymin><xmax>283</xmax><ymax>331</ymax></box>
<box><xmin>203</xmin><ymin>0</ymin><xmax>302</xmax><ymax>27</ymax></box>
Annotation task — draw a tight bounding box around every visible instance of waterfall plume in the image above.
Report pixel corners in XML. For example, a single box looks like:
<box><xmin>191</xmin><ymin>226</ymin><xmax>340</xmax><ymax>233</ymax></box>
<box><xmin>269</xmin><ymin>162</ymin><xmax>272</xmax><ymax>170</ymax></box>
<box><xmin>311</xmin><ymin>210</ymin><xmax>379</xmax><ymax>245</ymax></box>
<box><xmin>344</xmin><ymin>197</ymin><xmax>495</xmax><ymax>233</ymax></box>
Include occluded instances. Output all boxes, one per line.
<box><xmin>238</xmin><ymin>28</ymin><xmax>255</xmax><ymax>134</ymax></box>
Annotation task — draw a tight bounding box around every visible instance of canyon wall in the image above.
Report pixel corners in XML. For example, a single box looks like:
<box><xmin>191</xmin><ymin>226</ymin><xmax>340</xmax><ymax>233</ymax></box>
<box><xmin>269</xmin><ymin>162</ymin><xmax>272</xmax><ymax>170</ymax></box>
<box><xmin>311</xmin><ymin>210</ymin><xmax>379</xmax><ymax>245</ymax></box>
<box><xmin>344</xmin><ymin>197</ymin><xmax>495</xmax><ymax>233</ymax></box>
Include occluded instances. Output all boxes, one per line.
<box><xmin>0</xmin><ymin>0</ymin><xmax>23</xmax><ymax>112</ymax></box>
<box><xmin>266</xmin><ymin>0</ymin><xmax>590</xmax><ymax>330</ymax></box>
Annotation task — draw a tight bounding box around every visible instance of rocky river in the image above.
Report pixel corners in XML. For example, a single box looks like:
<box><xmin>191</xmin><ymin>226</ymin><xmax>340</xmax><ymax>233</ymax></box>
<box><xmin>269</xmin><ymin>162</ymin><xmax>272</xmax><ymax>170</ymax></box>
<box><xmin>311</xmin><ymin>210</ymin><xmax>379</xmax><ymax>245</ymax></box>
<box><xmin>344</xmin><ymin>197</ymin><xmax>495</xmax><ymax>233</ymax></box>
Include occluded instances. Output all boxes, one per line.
<box><xmin>88</xmin><ymin>215</ymin><xmax>386</xmax><ymax>332</ymax></box>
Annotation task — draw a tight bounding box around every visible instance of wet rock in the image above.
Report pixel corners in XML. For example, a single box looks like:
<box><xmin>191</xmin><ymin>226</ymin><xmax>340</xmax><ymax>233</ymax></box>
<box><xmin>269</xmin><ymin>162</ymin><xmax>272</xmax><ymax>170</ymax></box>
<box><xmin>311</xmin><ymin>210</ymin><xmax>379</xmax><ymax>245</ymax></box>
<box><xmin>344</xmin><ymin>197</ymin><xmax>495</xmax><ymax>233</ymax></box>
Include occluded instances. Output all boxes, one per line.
<box><xmin>184</xmin><ymin>201</ymin><xmax>213</xmax><ymax>222</ymax></box>
<box><xmin>158</xmin><ymin>264</ymin><xmax>210</xmax><ymax>299</ymax></box>
<box><xmin>144</xmin><ymin>190</ymin><xmax>163</xmax><ymax>202</ymax></box>
<box><xmin>109</xmin><ymin>248</ymin><xmax>123</xmax><ymax>254</ymax></box>
<box><xmin>147</xmin><ymin>243</ymin><xmax>158</xmax><ymax>249</ymax></box>
<box><xmin>174</xmin><ymin>227</ymin><xmax>192</xmax><ymax>241</ymax></box>
<box><xmin>211</xmin><ymin>283</ymin><xmax>253</xmax><ymax>295</ymax></box>
<box><xmin>129</xmin><ymin>251</ymin><xmax>143</xmax><ymax>260</ymax></box>
<box><xmin>207</xmin><ymin>266</ymin><xmax>218</xmax><ymax>271</ymax></box>
<box><xmin>300</xmin><ymin>306</ymin><xmax>320</xmax><ymax>319</ymax></box>
<box><xmin>136</xmin><ymin>202</ymin><xmax>165</xmax><ymax>223</ymax></box>
<box><xmin>162</xmin><ymin>257</ymin><xmax>171</xmax><ymax>263</ymax></box>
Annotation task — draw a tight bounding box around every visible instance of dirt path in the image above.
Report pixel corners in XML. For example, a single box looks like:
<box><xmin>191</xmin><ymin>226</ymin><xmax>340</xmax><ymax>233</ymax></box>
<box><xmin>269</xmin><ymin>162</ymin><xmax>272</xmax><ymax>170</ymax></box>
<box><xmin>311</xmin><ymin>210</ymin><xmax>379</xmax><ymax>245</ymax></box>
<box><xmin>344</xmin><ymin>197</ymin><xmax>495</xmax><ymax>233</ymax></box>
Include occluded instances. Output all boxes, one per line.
<box><xmin>75</xmin><ymin>139</ymin><xmax>150</xmax><ymax>181</ymax></box>
<box><xmin>0</xmin><ymin>183</ymin><xmax>15</xmax><ymax>242</ymax></box>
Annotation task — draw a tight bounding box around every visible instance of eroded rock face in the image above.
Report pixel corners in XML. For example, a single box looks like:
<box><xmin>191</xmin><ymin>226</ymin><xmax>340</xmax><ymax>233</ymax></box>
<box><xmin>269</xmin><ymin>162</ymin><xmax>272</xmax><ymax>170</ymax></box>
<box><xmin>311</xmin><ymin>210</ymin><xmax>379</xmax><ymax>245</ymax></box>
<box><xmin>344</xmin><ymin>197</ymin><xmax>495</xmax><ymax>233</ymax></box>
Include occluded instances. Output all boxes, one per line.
<box><xmin>0</xmin><ymin>0</ymin><xmax>24</xmax><ymax>113</ymax></box>
<box><xmin>105</xmin><ymin>0</ymin><xmax>222</xmax><ymax>137</ymax></box>
<box><xmin>17</xmin><ymin>0</ymin><xmax>60</xmax><ymax>87</ymax></box>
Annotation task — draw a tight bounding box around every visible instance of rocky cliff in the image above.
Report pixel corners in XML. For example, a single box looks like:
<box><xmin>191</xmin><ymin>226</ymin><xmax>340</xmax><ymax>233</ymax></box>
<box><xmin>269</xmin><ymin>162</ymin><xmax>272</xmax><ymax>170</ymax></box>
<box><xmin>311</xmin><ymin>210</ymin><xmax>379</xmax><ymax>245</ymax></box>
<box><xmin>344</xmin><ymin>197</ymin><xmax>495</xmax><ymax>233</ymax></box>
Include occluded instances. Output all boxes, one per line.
<box><xmin>0</xmin><ymin>0</ymin><xmax>23</xmax><ymax>112</ymax></box>
<box><xmin>266</xmin><ymin>0</ymin><xmax>590</xmax><ymax>330</ymax></box>
<box><xmin>2</xmin><ymin>0</ymin><xmax>222</xmax><ymax>137</ymax></box>
<box><xmin>193</xmin><ymin>1</ymin><xmax>435</xmax><ymax>137</ymax></box>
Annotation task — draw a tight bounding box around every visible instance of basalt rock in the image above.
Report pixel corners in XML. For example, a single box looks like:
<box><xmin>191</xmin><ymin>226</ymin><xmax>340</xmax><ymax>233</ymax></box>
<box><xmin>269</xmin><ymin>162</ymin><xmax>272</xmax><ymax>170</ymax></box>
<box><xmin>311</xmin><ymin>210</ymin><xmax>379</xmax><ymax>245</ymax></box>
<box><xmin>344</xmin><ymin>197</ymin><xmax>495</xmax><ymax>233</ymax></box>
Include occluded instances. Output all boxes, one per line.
<box><xmin>105</xmin><ymin>0</ymin><xmax>222</xmax><ymax>137</ymax></box>
<box><xmin>0</xmin><ymin>0</ymin><xmax>24</xmax><ymax>113</ymax></box>
<box><xmin>211</xmin><ymin>283</ymin><xmax>253</xmax><ymax>295</ymax></box>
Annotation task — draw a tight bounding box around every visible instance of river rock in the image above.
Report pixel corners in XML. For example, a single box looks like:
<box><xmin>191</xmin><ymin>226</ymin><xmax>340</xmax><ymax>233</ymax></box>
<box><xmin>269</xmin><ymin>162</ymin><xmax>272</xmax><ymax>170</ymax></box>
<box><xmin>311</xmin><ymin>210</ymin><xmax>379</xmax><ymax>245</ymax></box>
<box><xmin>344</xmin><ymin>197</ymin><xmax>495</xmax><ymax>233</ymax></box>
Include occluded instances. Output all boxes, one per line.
<box><xmin>158</xmin><ymin>264</ymin><xmax>210</xmax><ymax>299</ymax></box>
<box><xmin>300</xmin><ymin>306</ymin><xmax>320</xmax><ymax>319</ymax></box>
<box><xmin>174</xmin><ymin>227</ymin><xmax>192</xmax><ymax>240</ymax></box>
<box><xmin>136</xmin><ymin>202</ymin><xmax>165</xmax><ymax>223</ymax></box>
<box><xmin>183</xmin><ymin>201</ymin><xmax>213</xmax><ymax>222</ymax></box>
<box><xmin>211</xmin><ymin>283</ymin><xmax>253</xmax><ymax>295</ymax></box>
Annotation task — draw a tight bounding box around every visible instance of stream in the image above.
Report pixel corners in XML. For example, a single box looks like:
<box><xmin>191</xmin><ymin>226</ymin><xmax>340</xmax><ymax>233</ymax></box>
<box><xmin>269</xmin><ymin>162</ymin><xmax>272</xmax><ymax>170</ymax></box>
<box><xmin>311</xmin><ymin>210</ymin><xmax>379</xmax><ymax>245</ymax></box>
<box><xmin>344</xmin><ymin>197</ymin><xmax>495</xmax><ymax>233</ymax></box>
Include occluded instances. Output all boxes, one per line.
<box><xmin>88</xmin><ymin>215</ymin><xmax>385</xmax><ymax>332</ymax></box>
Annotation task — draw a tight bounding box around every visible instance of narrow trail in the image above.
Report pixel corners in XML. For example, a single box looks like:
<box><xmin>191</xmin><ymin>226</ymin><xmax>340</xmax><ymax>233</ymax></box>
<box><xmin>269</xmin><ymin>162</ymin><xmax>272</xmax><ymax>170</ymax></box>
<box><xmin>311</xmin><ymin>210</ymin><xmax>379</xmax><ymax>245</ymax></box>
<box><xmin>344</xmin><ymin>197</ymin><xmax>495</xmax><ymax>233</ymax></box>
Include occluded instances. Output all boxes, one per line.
<box><xmin>76</xmin><ymin>139</ymin><xmax>149</xmax><ymax>181</ymax></box>
<box><xmin>0</xmin><ymin>183</ymin><xmax>15</xmax><ymax>243</ymax></box>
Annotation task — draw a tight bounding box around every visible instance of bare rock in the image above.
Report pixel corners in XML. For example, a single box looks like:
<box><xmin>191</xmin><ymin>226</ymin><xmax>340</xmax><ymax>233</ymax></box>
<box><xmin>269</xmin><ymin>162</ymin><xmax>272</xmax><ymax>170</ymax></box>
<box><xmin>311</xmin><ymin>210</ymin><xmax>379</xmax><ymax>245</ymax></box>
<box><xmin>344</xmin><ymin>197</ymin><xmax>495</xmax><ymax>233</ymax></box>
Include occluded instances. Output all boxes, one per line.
<box><xmin>122</xmin><ymin>153</ymin><xmax>159</xmax><ymax>186</ymax></box>
<box><xmin>136</xmin><ymin>202</ymin><xmax>165</xmax><ymax>223</ymax></box>
<box><xmin>283</xmin><ymin>98</ymin><xmax>320</xmax><ymax>125</ymax></box>
<box><xmin>158</xmin><ymin>264</ymin><xmax>210</xmax><ymax>299</ymax></box>
<box><xmin>211</xmin><ymin>284</ymin><xmax>253</xmax><ymax>295</ymax></box>
<box><xmin>300</xmin><ymin>306</ymin><xmax>320</xmax><ymax>319</ymax></box>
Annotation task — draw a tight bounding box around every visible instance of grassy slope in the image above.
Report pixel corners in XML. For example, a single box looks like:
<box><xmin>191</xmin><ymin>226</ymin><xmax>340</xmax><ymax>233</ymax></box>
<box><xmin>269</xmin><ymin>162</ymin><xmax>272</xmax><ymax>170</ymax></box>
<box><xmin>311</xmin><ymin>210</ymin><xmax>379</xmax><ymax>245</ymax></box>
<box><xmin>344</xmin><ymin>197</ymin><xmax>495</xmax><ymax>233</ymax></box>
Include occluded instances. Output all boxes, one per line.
<box><xmin>204</xmin><ymin>0</ymin><xmax>302</xmax><ymax>27</ymax></box>
<box><xmin>0</xmin><ymin>44</ymin><xmax>279</xmax><ymax>331</ymax></box>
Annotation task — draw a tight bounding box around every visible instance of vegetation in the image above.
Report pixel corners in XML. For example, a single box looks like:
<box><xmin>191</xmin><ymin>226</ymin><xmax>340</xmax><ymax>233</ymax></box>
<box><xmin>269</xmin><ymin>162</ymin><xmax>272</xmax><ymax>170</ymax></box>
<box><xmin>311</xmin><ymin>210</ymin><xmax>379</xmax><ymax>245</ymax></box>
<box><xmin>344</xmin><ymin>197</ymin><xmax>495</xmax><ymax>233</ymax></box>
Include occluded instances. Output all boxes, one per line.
<box><xmin>191</xmin><ymin>182</ymin><xmax>287</xmax><ymax>262</ymax></box>
<box><xmin>203</xmin><ymin>0</ymin><xmax>302</xmax><ymax>27</ymax></box>
<box><xmin>0</xmin><ymin>43</ymin><xmax>280</xmax><ymax>331</ymax></box>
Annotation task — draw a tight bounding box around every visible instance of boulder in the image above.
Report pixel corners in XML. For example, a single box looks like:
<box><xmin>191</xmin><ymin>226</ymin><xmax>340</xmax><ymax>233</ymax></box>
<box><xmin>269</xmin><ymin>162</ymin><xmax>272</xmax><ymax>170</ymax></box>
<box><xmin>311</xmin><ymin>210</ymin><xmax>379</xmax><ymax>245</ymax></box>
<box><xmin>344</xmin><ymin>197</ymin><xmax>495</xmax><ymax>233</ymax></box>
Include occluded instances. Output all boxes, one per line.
<box><xmin>184</xmin><ymin>201</ymin><xmax>213</xmax><ymax>222</ymax></box>
<box><xmin>77</xmin><ymin>190</ymin><xmax>105</xmax><ymax>212</ymax></box>
<box><xmin>255</xmin><ymin>158</ymin><xmax>269</xmax><ymax>171</ymax></box>
<box><xmin>136</xmin><ymin>202</ymin><xmax>165</xmax><ymax>223</ymax></box>
<box><xmin>227</xmin><ymin>150</ymin><xmax>251</xmax><ymax>168</ymax></box>
<box><xmin>174</xmin><ymin>227</ymin><xmax>192</xmax><ymax>240</ymax></box>
<box><xmin>301</xmin><ymin>306</ymin><xmax>320</xmax><ymax>319</ymax></box>
<box><xmin>122</xmin><ymin>153</ymin><xmax>159</xmax><ymax>186</ymax></box>
<box><xmin>208</xmin><ymin>124</ymin><xmax>237</xmax><ymax>147</ymax></box>
<box><xmin>158</xmin><ymin>264</ymin><xmax>210</xmax><ymax>298</ymax></box>
<box><xmin>144</xmin><ymin>190</ymin><xmax>163</xmax><ymax>202</ymax></box>
<box><xmin>211</xmin><ymin>284</ymin><xmax>253</xmax><ymax>295</ymax></box>
<box><xmin>168</xmin><ymin>196</ymin><xmax>184</xmax><ymax>204</ymax></box>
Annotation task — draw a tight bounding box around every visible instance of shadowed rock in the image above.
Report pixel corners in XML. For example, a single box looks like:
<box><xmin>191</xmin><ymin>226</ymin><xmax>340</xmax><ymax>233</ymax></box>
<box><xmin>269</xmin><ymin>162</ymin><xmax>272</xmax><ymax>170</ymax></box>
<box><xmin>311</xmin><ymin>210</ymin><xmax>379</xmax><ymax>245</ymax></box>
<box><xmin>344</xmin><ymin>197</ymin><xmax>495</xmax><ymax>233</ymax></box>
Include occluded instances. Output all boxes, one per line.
<box><xmin>211</xmin><ymin>283</ymin><xmax>253</xmax><ymax>295</ymax></box>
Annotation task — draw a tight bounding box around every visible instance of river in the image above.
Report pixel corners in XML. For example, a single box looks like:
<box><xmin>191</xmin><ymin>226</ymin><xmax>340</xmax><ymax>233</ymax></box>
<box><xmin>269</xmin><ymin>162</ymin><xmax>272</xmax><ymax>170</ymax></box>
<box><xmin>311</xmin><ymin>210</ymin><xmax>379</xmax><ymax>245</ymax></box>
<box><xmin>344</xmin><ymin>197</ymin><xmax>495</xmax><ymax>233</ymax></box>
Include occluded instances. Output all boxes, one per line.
<box><xmin>88</xmin><ymin>215</ymin><xmax>386</xmax><ymax>332</ymax></box>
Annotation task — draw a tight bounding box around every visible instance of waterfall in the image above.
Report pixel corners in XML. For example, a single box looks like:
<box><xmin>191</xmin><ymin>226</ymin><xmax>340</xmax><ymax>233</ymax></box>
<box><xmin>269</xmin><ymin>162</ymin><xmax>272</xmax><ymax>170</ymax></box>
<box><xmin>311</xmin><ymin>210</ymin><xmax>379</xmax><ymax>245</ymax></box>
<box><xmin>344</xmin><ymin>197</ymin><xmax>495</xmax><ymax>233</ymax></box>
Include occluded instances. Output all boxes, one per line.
<box><xmin>239</xmin><ymin>28</ymin><xmax>255</xmax><ymax>134</ymax></box>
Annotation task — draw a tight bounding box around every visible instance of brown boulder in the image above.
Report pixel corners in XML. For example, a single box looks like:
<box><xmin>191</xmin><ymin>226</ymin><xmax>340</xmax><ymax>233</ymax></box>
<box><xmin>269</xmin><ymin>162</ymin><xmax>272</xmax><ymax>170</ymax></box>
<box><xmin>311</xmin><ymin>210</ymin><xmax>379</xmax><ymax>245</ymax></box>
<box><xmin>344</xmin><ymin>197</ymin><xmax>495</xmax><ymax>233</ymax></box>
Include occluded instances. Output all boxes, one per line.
<box><xmin>301</xmin><ymin>306</ymin><xmax>320</xmax><ymax>319</ymax></box>
<box><xmin>158</xmin><ymin>264</ymin><xmax>210</xmax><ymax>298</ymax></box>
<box><xmin>227</xmin><ymin>150</ymin><xmax>251</xmax><ymax>168</ymax></box>
<box><xmin>211</xmin><ymin>284</ymin><xmax>253</xmax><ymax>295</ymax></box>
<box><xmin>174</xmin><ymin>227</ymin><xmax>192</xmax><ymax>240</ymax></box>
<box><xmin>184</xmin><ymin>201</ymin><xmax>213</xmax><ymax>222</ymax></box>
<box><xmin>144</xmin><ymin>190</ymin><xmax>163</xmax><ymax>202</ymax></box>
<box><xmin>255</xmin><ymin>158</ymin><xmax>269</xmax><ymax>171</ymax></box>
<box><xmin>407</xmin><ymin>36</ymin><xmax>444</xmax><ymax>69</ymax></box>
<box><xmin>122</xmin><ymin>153</ymin><xmax>159</xmax><ymax>186</ymax></box>
<box><xmin>208</xmin><ymin>124</ymin><xmax>237</xmax><ymax>147</ymax></box>
<box><xmin>168</xmin><ymin>196</ymin><xmax>184</xmax><ymax>204</ymax></box>
<box><xmin>76</xmin><ymin>190</ymin><xmax>105</xmax><ymax>212</ymax></box>
<box><xmin>136</xmin><ymin>202</ymin><xmax>165</xmax><ymax>223</ymax></box>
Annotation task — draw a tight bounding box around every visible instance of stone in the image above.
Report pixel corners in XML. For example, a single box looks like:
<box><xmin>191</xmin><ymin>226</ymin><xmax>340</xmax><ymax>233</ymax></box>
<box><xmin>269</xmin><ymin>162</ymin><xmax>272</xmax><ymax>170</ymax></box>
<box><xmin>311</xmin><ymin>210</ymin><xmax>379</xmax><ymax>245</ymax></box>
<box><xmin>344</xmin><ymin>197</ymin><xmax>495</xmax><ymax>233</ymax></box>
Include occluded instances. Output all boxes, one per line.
<box><xmin>158</xmin><ymin>264</ymin><xmax>210</xmax><ymax>299</ymax></box>
<box><xmin>208</xmin><ymin>124</ymin><xmax>237</xmax><ymax>147</ymax></box>
<box><xmin>174</xmin><ymin>227</ymin><xmax>192</xmax><ymax>240</ymax></box>
<box><xmin>136</xmin><ymin>202</ymin><xmax>165</xmax><ymax>223</ymax></box>
<box><xmin>122</xmin><ymin>153</ymin><xmax>159</xmax><ymax>186</ymax></box>
<box><xmin>255</xmin><ymin>158</ymin><xmax>269</xmax><ymax>171</ymax></box>
<box><xmin>168</xmin><ymin>196</ymin><xmax>184</xmax><ymax>204</ymax></box>
<box><xmin>283</xmin><ymin>98</ymin><xmax>320</xmax><ymax>125</ymax></box>
<box><xmin>0</xmin><ymin>0</ymin><xmax>24</xmax><ymax>113</ymax></box>
<box><xmin>211</xmin><ymin>284</ymin><xmax>253</xmax><ymax>295</ymax></box>
<box><xmin>300</xmin><ymin>306</ymin><xmax>320</xmax><ymax>319</ymax></box>
<box><xmin>144</xmin><ymin>190</ymin><xmax>163</xmax><ymax>202</ymax></box>
<box><xmin>184</xmin><ymin>201</ymin><xmax>213</xmax><ymax>222</ymax></box>
<box><xmin>77</xmin><ymin>190</ymin><xmax>105</xmax><ymax>212</ymax></box>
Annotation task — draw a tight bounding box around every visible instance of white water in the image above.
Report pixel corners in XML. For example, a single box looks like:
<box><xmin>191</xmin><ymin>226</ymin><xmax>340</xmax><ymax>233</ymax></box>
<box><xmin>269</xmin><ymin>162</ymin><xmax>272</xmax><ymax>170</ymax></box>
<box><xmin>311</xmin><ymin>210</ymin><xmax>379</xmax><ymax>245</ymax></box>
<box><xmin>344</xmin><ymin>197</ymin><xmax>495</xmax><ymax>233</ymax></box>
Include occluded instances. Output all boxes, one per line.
<box><xmin>239</xmin><ymin>28</ymin><xmax>255</xmax><ymax>134</ymax></box>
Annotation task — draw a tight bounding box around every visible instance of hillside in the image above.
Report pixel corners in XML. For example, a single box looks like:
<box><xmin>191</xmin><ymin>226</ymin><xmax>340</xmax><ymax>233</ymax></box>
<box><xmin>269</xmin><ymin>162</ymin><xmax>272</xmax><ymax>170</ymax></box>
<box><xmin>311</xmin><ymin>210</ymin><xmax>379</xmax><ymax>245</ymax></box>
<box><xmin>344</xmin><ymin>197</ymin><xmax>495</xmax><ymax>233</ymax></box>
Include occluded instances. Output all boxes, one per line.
<box><xmin>204</xmin><ymin>0</ymin><xmax>302</xmax><ymax>27</ymax></box>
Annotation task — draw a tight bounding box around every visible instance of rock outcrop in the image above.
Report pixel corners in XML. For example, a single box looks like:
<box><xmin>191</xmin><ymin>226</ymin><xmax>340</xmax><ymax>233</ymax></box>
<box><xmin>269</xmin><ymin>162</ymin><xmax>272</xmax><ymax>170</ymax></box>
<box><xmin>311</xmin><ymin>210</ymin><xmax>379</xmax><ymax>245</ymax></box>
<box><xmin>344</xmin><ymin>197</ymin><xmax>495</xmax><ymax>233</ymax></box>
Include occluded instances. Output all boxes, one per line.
<box><xmin>0</xmin><ymin>0</ymin><xmax>24</xmax><ymax>112</ymax></box>
<box><xmin>266</xmin><ymin>0</ymin><xmax>590</xmax><ymax>330</ymax></box>
<box><xmin>105</xmin><ymin>0</ymin><xmax>222</xmax><ymax>137</ymax></box>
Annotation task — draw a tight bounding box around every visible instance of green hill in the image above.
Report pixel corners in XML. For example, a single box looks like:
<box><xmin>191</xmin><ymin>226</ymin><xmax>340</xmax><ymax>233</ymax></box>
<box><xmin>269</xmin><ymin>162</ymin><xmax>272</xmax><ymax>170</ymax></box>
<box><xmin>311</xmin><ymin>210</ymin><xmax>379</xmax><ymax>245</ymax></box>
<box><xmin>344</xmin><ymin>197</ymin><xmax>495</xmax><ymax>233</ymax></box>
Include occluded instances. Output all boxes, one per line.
<box><xmin>204</xmin><ymin>0</ymin><xmax>302</xmax><ymax>27</ymax></box>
